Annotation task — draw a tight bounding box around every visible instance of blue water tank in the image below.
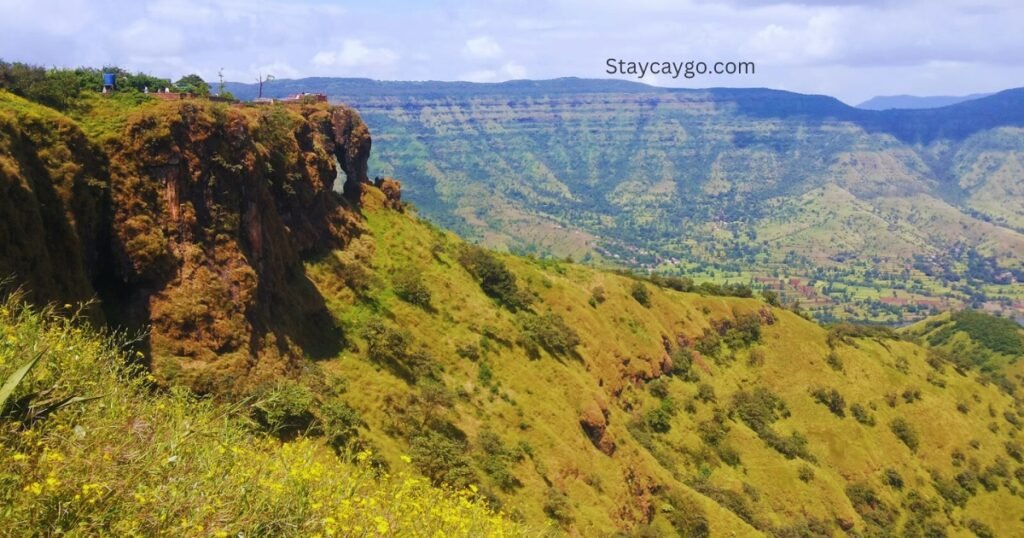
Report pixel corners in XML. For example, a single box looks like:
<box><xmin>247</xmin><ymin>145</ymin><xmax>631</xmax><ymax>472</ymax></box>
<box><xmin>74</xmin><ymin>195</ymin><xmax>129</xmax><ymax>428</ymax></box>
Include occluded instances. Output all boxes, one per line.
<box><xmin>102</xmin><ymin>73</ymin><xmax>116</xmax><ymax>88</ymax></box>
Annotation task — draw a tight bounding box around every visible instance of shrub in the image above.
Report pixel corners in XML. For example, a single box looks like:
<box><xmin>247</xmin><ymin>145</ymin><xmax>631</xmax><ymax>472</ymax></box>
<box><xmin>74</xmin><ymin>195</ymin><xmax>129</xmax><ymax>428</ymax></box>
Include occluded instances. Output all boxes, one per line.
<box><xmin>662</xmin><ymin>493</ymin><xmax>710</xmax><ymax>538</ymax></box>
<box><xmin>477</xmin><ymin>362</ymin><xmax>494</xmax><ymax>385</ymax></box>
<box><xmin>890</xmin><ymin>418</ymin><xmax>920</xmax><ymax>452</ymax></box>
<box><xmin>966</xmin><ymin>519</ymin><xmax>996</xmax><ymax>538</ymax></box>
<box><xmin>393</xmin><ymin>267</ymin><xmax>431</xmax><ymax>307</ymax></box>
<box><xmin>589</xmin><ymin>286</ymin><xmax>606</xmax><ymax>307</ymax></box>
<box><xmin>697</xmin><ymin>410</ymin><xmax>730</xmax><ymax>446</ymax></box>
<box><xmin>825</xmin><ymin>351</ymin><xmax>844</xmax><ymax>372</ymax></box>
<box><xmin>670</xmin><ymin>347</ymin><xmax>698</xmax><ymax>381</ymax></box>
<box><xmin>648</xmin><ymin>378</ymin><xmax>670</xmax><ymax>399</ymax></box>
<box><xmin>630</xmin><ymin>281</ymin><xmax>651</xmax><ymax>307</ymax></box>
<box><xmin>477</xmin><ymin>430</ymin><xmax>521</xmax><ymax>492</ymax></box>
<box><xmin>732</xmin><ymin>387</ymin><xmax>789</xmax><ymax>434</ymax></box>
<box><xmin>933</xmin><ymin>472</ymin><xmax>971</xmax><ymax>507</ymax></box>
<box><xmin>761</xmin><ymin>290</ymin><xmax>780</xmax><ymax>306</ymax></box>
<box><xmin>762</xmin><ymin>430</ymin><xmax>814</xmax><ymax>461</ymax></box>
<box><xmin>362</xmin><ymin>319</ymin><xmax>409</xmax><ymax>364</ymax></box>
<box><xmin>845</xmin><ymin>483</ymin><xmax>897</xmax><ymax>530</ymax></box>
<box><xmin>410</xmin><ymin>431</ymin><xmax>476</xmax><ymax>489</ymax></box>
<box><xmin>690</xmin><ymin>483</ymin><xmax>757</xmax><ymax>526</ymax></box>
<box><xmin>798</xmin><ymin>464</ymin><xmax>815</xmax><ymax>482</ymax></box>
<box><xmin>810</xmin><ymin>387</ymin><xmax>846</xmax><ymax>418</ymax></box>
<box><xmin>717</xmin><ymin>445</ymin><xmax>742</xmax><ymax>467</ymax></box>
<box><xmin>457</xmin><ymin>245</ymin><xmax>532</xmax><ymax>310</ymax></box>
<box><xmin>456</xmin><ymin>343</ymin><xmax>481</xmax><ymax>361</ymax></box>
<box><xmin>827</xmin><ymin>323</ymin><xmax>898</xmax><ymax>347</ymax></box>
<box><xmin>850</xmin><ymin>403</ymin><xmax>876</xmax><ymax>426</ymax></box>
<box><xmin>725</xmin><ymin>313</ymin><xmax>762</xmax><ymax>348</ymax></box>
<box><xmin>321</xmin><ymin>398</ymin><xmax>365</xmax><ymax>452</ymax></box>
<box><xmin>1006</xmin><ymin>440</ymin><xmax>1024</xmax><ymax>463</ymax></box>
<box><xmin>696</xmin><ymin>383</ymin><xmax>716</xmax><ymax>404</ymax></box>
<box><xmin>252</xmin><ymin>380</ymin><xmax>316</xmax><ymax>437</ymax></box>
<box><xmin>543</xmin><ymin>488</ymin><xmax>573</xmax><ymax>524</ymax></box>
<box><xmin>516</xmin><ymin>311</ymin><xmax>581</xmax><ymax>357</ymax></box>
<box><xmin>901</xmin><ymin>388</ymin><xmax>922</xmax><ymax>404</ymax></box>
<box><xmin>646</xmin><ymin>399</ymin><xmax>676</xmax><ymax>433</ymax></box>
<box><xmin>695</xmin><ymin>331</ymin><xmax>721</xmax><ymax>359</ymax></box>
<box><xmin>883</xmin><ymin>468</ymin><xmax>904</xmax><ymax>490</ymax></box>
<box><xmin>732</xmin><ymin>388</ymin><xmax>814</xmax><ymax>461</ymax></box>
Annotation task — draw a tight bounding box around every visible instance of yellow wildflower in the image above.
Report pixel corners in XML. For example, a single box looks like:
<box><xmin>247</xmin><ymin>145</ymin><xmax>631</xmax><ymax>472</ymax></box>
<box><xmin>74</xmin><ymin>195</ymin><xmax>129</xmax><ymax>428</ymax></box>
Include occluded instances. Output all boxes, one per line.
<box><xmin>23</xmin><ymin>482</ymin><xmax>43</xmax><ymax>495</ymax></box>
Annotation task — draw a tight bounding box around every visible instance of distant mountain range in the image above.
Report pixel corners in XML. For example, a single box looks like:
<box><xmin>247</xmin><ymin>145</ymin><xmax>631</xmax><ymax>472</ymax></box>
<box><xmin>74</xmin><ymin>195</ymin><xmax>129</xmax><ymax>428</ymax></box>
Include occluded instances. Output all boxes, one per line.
<box><xmin>856</xmin><ymin>93</ymin><xmax>994</xmax><ymax>110</ymax></box>
<box><xmin>226</xmin><ymin>77</ymin><xmax>1024</xmax><ymax>323</ymax></box>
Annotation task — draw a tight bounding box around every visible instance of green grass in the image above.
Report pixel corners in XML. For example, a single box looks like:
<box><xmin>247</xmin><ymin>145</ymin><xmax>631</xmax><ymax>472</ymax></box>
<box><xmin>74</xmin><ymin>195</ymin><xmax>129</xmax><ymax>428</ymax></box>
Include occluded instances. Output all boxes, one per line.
<box><xmin>295</xmin><ymin>196</ymin><xmax>1024</xmax><ymax>535</ymax></box>
<box><xmin>0</xmin><ymin>292</ymin><xmax>535</xmax><ymax>537</ymax></box>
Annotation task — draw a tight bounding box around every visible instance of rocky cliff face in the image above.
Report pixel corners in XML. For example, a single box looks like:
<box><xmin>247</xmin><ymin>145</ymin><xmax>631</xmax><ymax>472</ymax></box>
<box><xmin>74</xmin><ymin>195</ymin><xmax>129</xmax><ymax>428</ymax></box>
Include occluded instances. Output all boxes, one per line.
<box><xmin>0</xmin><ymin>92</ymin><xmax>382</xmax><ymax>392</ymax></box>
<box><xmin>0</xmin><ymin>96</ymin><xmax>106</xmax><ymax>311</ymax></box>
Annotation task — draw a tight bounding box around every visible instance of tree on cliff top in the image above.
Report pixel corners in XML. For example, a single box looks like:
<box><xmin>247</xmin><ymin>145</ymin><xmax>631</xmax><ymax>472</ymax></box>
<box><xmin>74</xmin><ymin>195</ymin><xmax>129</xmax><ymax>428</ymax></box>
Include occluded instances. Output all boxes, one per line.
<box><xmin>175</xmin><ymin>74</ymin><xmax>210</xmax><ymax>96</ymax></box>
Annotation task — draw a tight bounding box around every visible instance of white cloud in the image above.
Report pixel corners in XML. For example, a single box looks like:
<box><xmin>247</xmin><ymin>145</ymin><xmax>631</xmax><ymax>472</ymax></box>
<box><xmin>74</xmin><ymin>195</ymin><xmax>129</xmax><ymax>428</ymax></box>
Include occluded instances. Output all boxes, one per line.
<box><xmin>463</xmin><ymin>36</ymin><xmax>503</xmax><ymax>59</ymax></box>
<box><xmin>502</xmin><ymin>62</ymin><xmax>527</xmax><ymax>78</ymax></box>
<box><xmin>460</xmin><ymin>62</ymin><xmax>527</xmax><ymax>82</ymax></box>
<box><xmin>311</xmin><ymin>40</ymin><xmax>399</xmax><ymax>69</ymax></box>
<box><xmin>0</xmin><ymin>0</ymin><xmax>1022</xmax><ymax>101</ymax></box>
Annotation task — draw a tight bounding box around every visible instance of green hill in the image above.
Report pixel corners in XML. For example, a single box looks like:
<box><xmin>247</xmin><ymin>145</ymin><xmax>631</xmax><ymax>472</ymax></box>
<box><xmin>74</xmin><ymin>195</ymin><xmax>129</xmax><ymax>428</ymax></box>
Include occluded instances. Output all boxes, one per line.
<box><xmin>224</xmin><ymin>77</ymin><xmax>1024</xmax><ymax>324</ymax></box>
<box><xmin>2</xmin><ymin>85</ymin><xmax>1024</xmax><ymax>536</ymax></box>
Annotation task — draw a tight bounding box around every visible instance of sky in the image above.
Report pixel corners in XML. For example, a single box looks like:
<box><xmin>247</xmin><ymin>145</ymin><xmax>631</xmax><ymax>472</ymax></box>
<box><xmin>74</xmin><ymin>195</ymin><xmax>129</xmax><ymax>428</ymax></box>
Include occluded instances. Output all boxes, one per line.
<box><xmin>1</xmin><ymin>0</ymin><xmax>1022</xmax><ymax>104</ymax></box>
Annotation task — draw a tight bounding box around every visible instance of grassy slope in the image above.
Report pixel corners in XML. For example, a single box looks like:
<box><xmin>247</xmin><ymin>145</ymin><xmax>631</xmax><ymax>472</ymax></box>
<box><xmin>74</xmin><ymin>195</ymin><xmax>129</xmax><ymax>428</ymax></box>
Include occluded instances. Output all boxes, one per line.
<box><xmin>299</xmin><ymin>191</ymin><xmax>1024</xmax><ymax>536</ymax></box>
<box><xmin>0</xmin><ymin>294</ymin><xmax>530</xmax><ymax>537</ymax></box>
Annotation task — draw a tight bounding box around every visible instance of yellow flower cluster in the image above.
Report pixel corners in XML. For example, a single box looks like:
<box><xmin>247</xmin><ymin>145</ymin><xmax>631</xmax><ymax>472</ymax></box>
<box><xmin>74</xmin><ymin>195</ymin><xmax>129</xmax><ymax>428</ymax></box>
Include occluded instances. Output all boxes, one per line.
<box><xmin>0</xmin><ymin>297</ymin><xmax>536</xmax><ymax>537</ymax></box>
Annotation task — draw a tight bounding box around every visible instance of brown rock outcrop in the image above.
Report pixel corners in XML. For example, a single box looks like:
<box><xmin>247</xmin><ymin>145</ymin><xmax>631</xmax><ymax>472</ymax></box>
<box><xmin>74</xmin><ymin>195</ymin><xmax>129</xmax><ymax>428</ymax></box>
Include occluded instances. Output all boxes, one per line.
<box><xmin>0</xmin><ymin>95</ymin><xmax>391</xmax><ymax>394</ymax></box>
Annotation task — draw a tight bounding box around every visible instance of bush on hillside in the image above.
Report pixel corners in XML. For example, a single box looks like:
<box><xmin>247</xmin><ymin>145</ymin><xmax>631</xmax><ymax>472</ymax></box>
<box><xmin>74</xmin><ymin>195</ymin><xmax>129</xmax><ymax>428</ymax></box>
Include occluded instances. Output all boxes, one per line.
<box><xmin>392</xmin><ymin>267</ymin><xmax>432</xmax><ymax>308</ymax></box>
<box><xmin>890</xmin><ymin>418</ymin><xmax>920</xmax><ymax>452</ymax></box>
<box><xmin>252</xmin><ymin>380</ymin><xmax>317</xmax><ymax>437</ymax></box>
<box><xmin>516</xmin><ymin>311</ymin><xmax>581</xmax><ymax>357</ymax></box>
<box><xmin>827</xmin><ymin>323</ymin><xmax>898</xmax><ymax>348</ymax></box>
<box><xmin>630</xmin><ymin>281</ymin><xmax>651</xmax><ymax>307</ymax></box>
<box><xmin>723</xmin><ymin>312</ymin><xmax>762</xmax><ymax>349</ymax></box>
<box><xmin>797</xmin><ymin>464</ymin><xmax>815</xmax><ymax>483</ymax></box>
<box><xmin>476</xmin><ymin>430</ymin><xmax>522</xmax><ymax>492</ymax></box>
<box><xmin>542</xmin><ymin>488</ymin><xmax>573</xmax><ymax>525</ymax></box>
<box><xmin>649</xmin><ymin>274</ymin><xmax>695</xmax><ymax>293</ymax></box>
<box><xmin>410</xmin><ymin>431</ymin><xmax>476</xmax><ymax>489</ymax></box>
<box><xmin>732</xmin><ymin>387</ymin><xmax>789</xmax><ymax>433</ymax></box>
<box><xmin>883</xmin><ymin>468</ymin><xmax>904</xmax><ymax>490</ymax></box>
<box><xmin>670</xmin><ymin>347</ymin><xmax>699</xmax><ymax>381</ymax></box>
<box><xmin>661</xmin><ymin>492</ymin><xmax>710</xmax><ymax>538</ymax></box>
<box><xmin>810</xmin><ymin>387</ymin><xmax>846</xmax><ymax>418</ymax></box>
<box><xmin>457</xmin><ymin>245</ymin><xmax>532</xmax><ymax>310</ymax></box>
<box><xmin>646</xmin><ymin>399</ymin><xmax>676</xmax><ymax>433</ymax></box>
<box><xmin>845</xmin><ymin>483</ymin><xmax>898</xmax><ymax>530</ymax></box>
<box><xmin>850</xmin><ymin>403</ymin><xmax>876</xmax><ymax>426</ymax></box>
<box><xmin>825</xmin><ymin>351</ymin><xmax>844</xmax><ymax>372</ymax></box>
